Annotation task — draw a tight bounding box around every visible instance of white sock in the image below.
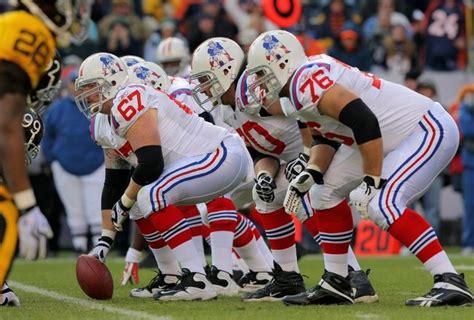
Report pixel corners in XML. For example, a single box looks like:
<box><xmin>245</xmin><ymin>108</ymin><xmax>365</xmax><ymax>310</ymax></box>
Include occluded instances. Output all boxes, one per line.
<box><xmin>210</xmin><ymin>231</ymin><xmax>234</xmax><ymax>273</ymax></box>
<box><xmin>272</xmin><ymin>245</ymin><xmax>299</xmax><ymax>273</ymax></box>
<box><xmin>256</xmin><ymin>236</ymin><xmax>274</xmax><ymax>267</ymax></box>
<box><xmin>232</xmin><ymin>251</ymin><xmax>250</xmax><ymax>274</ymax></box>
<box><xmin>235</xmin><ymin>239</ymin><xmax>271</xmax><ymax>272</ymax></box>
<box><xmin>347</xmin><ymin>246</ymin><xmax>361</xmax><ymax>271</ymax></box>
<box><xmin>424</xmin><ymin>251</ymin><xmax>457</xmax><ymax>276</ymax></box>
<box><xmin>323</xmin><ymin>253</ymin><xmax>348</xmax><ymax>277</ymax></box>
<box><xmin>172</xmin><ymin>241</ymin><xmax>206</xmax><ymax>274</ymax></box>
<box><xmin>150</xmin><ymin>246</ymin><xmax>181</xmax><ymax>275</ymax></box>
<box><xmin>191</xmin><ymin>235</ymin><xmax>207</xmax><ymax>267</ymax></box>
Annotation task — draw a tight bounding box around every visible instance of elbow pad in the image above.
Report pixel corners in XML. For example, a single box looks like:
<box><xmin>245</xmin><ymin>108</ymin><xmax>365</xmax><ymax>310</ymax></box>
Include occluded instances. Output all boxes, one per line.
<box><xmin>338</xmin><ymin>98</ymin><xmax>382</xmax><ymax>144</ymax></box>
<box><xmin>132</xmin><ymin>145</ymin><xmax>164</xmax><ymax>185</ymax></box>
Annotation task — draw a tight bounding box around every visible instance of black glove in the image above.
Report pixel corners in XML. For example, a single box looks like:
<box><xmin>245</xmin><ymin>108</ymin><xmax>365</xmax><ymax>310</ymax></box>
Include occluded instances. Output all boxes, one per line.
<box><xmin>285</xmin><ymin>152</ymin><xmax>309</xmax><ymax>182</ymax></box>
<box><xmin>254</xmin><ymin>172</ymin><xmax>277</xmax><ymax>203</ymax></box>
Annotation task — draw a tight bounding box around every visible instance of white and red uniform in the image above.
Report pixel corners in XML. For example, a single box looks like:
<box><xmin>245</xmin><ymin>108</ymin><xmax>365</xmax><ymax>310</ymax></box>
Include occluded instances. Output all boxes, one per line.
<box><xmin>285</xmin><ymin>54</ymin><xmax>459</xmax><ymax>230</ymax></box>
<box><xmin>232</xmin><ymin>71</ymin><xmax>312</xmax><ymax>219</ymax></box>
<box><xmin>99</xmin><ymin>84</ymin><xmax>250</xmax><ymax>219</ymax></box>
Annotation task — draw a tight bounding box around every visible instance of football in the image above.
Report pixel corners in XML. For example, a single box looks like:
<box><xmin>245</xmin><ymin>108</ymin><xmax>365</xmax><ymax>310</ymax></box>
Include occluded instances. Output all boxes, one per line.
<box><xmin>76</xmin><ymin>255</ymin><xmax>114</xmax><ymax>300</ymax></box>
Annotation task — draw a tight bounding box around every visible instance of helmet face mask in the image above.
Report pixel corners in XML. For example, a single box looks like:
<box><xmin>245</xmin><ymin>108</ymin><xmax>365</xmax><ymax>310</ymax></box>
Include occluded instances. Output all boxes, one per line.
<box><xmin>22</xmin><ymin>108</ymin><xmax>43</xmax><ymax>165</ymax></box>
<box><xmin>247</xmin><ymin>65</ymin><xmax>282</xmax><ymax>110</ymax></box>
<box><xmin>28</xmin><ymin>51</ymin><xmax>62</xmax><ymax>115</ymax></box>
<box><xmin>75</xmin><ymin>52</ymin><xmax>129</xmax><ymax>119</ymax></box>
<box><xmin>191</xmin><ymin>71</ymin><xmax>226</xmax><ymax>111</ymax></box>
<box><xmin>75</xmin><ymin>79</ymin><xmax>109</xmax><ymax>119</ymax></box>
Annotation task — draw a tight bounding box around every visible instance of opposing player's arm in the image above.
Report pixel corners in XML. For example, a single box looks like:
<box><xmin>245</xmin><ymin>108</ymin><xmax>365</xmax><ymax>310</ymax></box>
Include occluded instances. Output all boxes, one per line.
<box><xmin>0</xmin><ymin>61</ymin><xmax>36</xmax><ymax>210</ymax></box>
<box><xmin>317</xmin><ymin>83</ymin><xmax>383</xmax><ymax>180</ymax></box>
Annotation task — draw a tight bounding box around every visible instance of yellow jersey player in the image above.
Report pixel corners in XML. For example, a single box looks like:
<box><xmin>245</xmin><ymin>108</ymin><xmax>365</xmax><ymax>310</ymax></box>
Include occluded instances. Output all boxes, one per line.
<box><xmin>0</xmin><ymin>0</ymin><xmax>91</xmax><ymax>303</ymax></box>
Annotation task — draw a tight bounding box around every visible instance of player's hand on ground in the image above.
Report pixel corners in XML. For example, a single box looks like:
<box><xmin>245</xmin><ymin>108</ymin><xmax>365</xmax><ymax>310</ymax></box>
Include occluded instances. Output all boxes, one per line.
<box><xmin>88</xmin><ymin>237</ymin><xmax>113</xmax><ymax>263</ymax></box>
<box><xmin>18</xmin><ymin>206</ymin><xmax>53</xmax><ymax>260</ymax></box>
<box><xmin>121</xmin><ymin>262</ymin><xmax>139</xmax><ymax>286</ymax></box>
<box><xmin>349</xmin><ymin>175</ymin><xmax>386</xmax><ymax>219</ymax></box>
<box><xmin>254</xmin><ymin>173</ymin><xmax>277</xmax><ymax>203</ymax></box>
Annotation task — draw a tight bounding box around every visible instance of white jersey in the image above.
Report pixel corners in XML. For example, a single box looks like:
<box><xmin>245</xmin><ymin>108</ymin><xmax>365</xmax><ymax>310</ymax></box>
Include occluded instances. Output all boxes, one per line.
<box><xmin>283</xmin><ymin>54</ymin><xmax>434</xmax><ymax>153</ymax></box>
<box><xmin>226</xmin><ymin>71</ymin><xmax>303</xmax><ymax>163</ymax></box>
<box><xmin>91</xmin><ymin>113</ymin><xmax>138</xmax><ymax>166</ymax></box>
<box><xmin>168</xmin><ymin>76</ymin><xmax>202</xmax><ymax>114</ymax></box>
<box><xmin>107</xmin><ymin>84</ymin><xmax>229</xmax><ymax>164</ymax></box>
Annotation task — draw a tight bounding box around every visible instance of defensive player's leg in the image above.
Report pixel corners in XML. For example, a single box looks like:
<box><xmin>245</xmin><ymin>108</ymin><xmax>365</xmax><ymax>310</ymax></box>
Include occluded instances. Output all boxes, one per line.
<box><xmin>0</xmin><ymin>186</ymin><xmax>18</xmax><ymax>287</ymax></box>
<box><xmin>369</xmin><ymin>105</ymin><xmax>472</xmax><ymax>306</ymax></box>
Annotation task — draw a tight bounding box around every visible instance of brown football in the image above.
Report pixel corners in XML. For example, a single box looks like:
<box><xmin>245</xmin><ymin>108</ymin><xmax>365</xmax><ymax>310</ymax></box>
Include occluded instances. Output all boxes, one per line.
<box><xmin>76</xmin><ymin>254</ymin><xmax>113</xmax><ymax>300</ymax></box>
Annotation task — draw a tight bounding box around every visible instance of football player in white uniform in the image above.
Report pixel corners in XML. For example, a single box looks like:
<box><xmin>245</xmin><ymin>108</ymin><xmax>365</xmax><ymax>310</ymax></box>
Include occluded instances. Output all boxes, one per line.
<box><xmin>246</xmin><ymin>30</ymin><xmax>472</xmax><ymax>307</ymax></box>
<box><xmin>191</xmin><ymin>37</ymin><xmax>377</xmax><ymax>303</ymax></box>
<box><xmin>123</xmin><ymin>61</ymin><xmax>273</xmax><ymax>296</ymax></box>
<box><xmin>156</xmin><ymin>37</ymin><xmax>191</xmax><ymax>79</ymax></box>
<box><xmin>75</xmin><ymin>52</ymin><xmax>251</xmax><ymax>301</ymax></box>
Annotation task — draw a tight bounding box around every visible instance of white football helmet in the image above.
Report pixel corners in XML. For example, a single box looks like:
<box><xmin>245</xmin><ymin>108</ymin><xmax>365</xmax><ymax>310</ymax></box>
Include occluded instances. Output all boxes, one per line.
<box><xmin>156</xmin><ymin>37</ymin><xmax>190</xmax><ymax>76</ymax></box>
<box><xmin>190</xmin><ymin>37</ymin><xmax>244</xmax><ymax>109</ymax></box>
<box><xmin>247</xmin><ymin>30</ymin><xmax>306</xmax><ymax>109</ymax></box>
<box><xmin>75</xmin><ymin>52</ymin><xmax>129</xmax><ymax>118</ymax></box>
<box><xmin>121</xmin><ymin>55</ymin><xmax>145</xmax><ymax>67</ymax></box>
<box><xmin>128</xmin><ymin>61</ymin><xmax>171</xmax><ymax>92</ymax></box>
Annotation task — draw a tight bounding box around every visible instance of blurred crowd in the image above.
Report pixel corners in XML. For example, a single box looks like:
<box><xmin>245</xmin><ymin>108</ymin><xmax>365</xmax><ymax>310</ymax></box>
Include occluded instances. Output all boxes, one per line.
<box><xmin>3</xmin><ymin>0</ymin><xmax>473</xmax><ymax>255</ymax></box>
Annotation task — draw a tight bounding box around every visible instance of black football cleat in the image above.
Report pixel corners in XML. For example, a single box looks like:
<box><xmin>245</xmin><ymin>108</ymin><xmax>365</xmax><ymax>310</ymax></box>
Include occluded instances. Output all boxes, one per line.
<box><xmin>238</xmin><ymin>270</ymin><xmax>273</xmax><ymax>292</ymax></box>
<box><xmin>349</xmin><ymin>268</ymin><xmax>379</xmax><ymax>303</ymax></box>
<box><xmin>283</xmin><ymin>270</ymin><xmax>354</xmax><ymax>306</ymax></box>
<box><xmin>154</xmin><ymin>268</ymin><xmax>217</xmax><ymax>301</ymax></box>
<box><xmin>241</xmin><ymin>263</ymin><xmax>305</xmax><ymax>301</ymax></box>
<box><xmin>130</xmin><ymin>270</ymin><xmax>179</xmax><ymax>298</ymax></box>
<box><xmin>406</xmin><ymin>273</ymin><xmax>472</xmax><ymax>307</ymax></box>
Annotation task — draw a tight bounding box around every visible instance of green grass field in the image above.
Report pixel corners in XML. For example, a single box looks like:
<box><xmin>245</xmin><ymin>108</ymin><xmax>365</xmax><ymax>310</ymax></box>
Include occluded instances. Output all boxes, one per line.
<box><xmin>1</xmin><ymin>253</ymin><xmax>473</xmax><ymax>320</ymax></box>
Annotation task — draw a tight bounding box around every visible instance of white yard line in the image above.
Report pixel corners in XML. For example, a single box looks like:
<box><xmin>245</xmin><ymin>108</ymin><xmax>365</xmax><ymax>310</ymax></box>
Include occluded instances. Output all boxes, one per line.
<box><xmin>10</xmin><ymin>281</ymin><xmax>171</xmax><ymax>320</ymax></box>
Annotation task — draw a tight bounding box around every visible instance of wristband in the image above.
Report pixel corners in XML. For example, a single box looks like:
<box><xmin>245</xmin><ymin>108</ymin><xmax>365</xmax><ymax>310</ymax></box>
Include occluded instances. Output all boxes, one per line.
<box><xmin>13</xmin><ymin>189</ymin><xmax>36</xmax><ymax>210</ymax></box>
<box><xmin>121</xmin><ymin>193</ymin><xmax>136</xmax><ymax>209</ymax></box>
<box><xmin>307</xmin><ymin>164</ymin><xmax>322</xmax><ymax>173</ymax></box>
<box><xmin>256</xmin><ymin>170</ymin><xmax>272</xmax><ymax>179</ymax></box>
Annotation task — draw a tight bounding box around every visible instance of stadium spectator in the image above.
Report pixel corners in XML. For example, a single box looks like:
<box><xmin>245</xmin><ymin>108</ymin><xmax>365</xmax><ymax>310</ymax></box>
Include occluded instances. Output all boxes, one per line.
<box><xmin>383</xmin><ymin>24</ymin><xmax>418</xmax><ymax>75</ymax></box>
<box><xmin>363</xmin><ymin>0</ymin><xmax>412</xmax><ymax>70</ymax></box>
<box><xmin>98</xmin><ymin>0</ymin><xmax>145</xmax><ymax>56</ymax></box>
<box><xmin>187</xmin><ymin>0</ymin><xmax>238</xmax><ymax>52</ymax></box>
<box><xmin>403</xmin><ymin>69</ymin><xmax>421</xmax><ymax>91</ymax></box>
<box><xmin>328</xmin><ymin>25</ymin><xmax>372</xmax><ymax>71</ymax></box>
<box><xmin>311</xmin><ymin>0</ymin><xmax>362</xmax><ymax>49</ymax></box>
<box><xmin>458</xmin><ymin>84</ymin><xmax>474</xmax><ymax>255</ymax></box>
<box><xmin>422</xmin><ymin>0</ymin><xmax>466</xmax><ymax>70</ymax></box>
<box><xmin>223</xmin><ymin>0</ymin><xmax>277</xmax><ymax>34</ymax></box>
<box><xmin>42</xmin><ymin>70</ymin><xmax>105</xmax><ymax>254</ymax></box>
